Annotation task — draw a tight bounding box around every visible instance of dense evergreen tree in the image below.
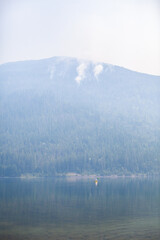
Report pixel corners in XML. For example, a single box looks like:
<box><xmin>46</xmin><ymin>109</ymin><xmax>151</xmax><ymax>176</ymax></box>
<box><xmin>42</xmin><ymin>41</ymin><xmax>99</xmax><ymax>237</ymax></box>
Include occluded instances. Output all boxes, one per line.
<box><xmin>0</xmin><ymin>57</ymin><xmax>160</xmax><ymax>176</ymax></box>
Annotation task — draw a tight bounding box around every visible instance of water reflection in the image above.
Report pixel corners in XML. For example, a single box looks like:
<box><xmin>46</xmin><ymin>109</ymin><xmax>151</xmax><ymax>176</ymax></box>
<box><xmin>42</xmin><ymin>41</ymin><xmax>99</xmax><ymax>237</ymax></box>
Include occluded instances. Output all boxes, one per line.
<box><xmin>0</xmin><ymin>177</ymin><xmax>159</xmax><ymax>239</ymax></box>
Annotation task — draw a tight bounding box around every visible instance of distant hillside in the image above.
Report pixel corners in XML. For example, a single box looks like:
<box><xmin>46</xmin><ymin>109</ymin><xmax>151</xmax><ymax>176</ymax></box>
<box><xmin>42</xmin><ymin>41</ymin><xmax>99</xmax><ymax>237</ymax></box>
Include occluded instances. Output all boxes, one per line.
<box><xmin>0</xmin><ymin>57</ymin><xmax>160</xmax><ymax>176</ymax></box>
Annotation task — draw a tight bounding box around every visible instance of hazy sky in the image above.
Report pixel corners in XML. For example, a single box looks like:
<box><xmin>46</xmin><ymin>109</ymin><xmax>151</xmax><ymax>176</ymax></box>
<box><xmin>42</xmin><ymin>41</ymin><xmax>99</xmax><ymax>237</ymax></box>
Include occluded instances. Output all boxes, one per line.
<box><xmin>0</xmin><ymin>0</ymin><xmax>160</xmax><ymax>75</ymax></box>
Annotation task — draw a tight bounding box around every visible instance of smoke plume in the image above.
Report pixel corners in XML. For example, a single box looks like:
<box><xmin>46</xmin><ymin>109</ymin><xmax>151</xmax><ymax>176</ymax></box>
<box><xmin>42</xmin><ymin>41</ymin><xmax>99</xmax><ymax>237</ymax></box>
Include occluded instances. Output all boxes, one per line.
<box><xmin>94</xmin><ymin>64</ymin><xmax>103</xmax><ymax>78</ymax></box>
<box><xmin>75</xmin><ymin>63</ymin><xmax>87</xmax><ymax>83</ymax></box>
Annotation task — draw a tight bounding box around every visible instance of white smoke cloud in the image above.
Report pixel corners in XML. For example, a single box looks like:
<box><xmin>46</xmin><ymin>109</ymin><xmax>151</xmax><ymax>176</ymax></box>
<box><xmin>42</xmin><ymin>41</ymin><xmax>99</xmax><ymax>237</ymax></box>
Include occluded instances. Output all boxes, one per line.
<box><xmin>94</xmin><ymin>64</ymin><xmax>103</xmax><ymax>77</ymax></box>
<box><xmin>75</xmin><ymin>63</ymin><xmax>87</xmax><ymax>84</ymax></box>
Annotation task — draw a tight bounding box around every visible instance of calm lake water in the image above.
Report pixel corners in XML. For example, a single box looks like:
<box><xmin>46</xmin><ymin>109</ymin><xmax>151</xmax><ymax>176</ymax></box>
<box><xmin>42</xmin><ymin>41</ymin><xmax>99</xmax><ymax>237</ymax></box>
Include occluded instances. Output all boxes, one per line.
<box><xmin>0</xmin><ymin>177</ymin><xmax>159</xmax><ymax>240</ymax></box>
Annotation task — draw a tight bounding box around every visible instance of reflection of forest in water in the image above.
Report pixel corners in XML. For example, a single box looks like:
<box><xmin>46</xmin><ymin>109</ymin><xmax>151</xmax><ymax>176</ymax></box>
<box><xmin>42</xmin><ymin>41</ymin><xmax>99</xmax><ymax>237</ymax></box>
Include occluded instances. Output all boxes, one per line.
<box><xmin>0</xmin><ymin>177</ymin><xmax>159</xmax><ymax>228</ymax></box>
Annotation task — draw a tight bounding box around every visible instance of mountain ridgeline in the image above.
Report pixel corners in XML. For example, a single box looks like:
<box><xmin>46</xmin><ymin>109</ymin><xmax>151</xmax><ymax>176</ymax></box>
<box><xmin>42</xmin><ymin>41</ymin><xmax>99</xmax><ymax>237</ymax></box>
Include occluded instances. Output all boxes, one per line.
<box><xmin>0</xmin><ymin>57</ymin><xmax>160</xmax><ymax>176</ymax></box>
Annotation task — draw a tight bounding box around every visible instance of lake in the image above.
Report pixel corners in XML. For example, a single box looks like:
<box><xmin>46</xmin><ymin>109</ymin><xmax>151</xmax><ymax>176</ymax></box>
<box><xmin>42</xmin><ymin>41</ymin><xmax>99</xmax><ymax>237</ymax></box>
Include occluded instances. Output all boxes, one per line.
<box><xmin>0</xmin><ymin>177</ymin><xmax>159</xmax><ymax>240</ymax></box>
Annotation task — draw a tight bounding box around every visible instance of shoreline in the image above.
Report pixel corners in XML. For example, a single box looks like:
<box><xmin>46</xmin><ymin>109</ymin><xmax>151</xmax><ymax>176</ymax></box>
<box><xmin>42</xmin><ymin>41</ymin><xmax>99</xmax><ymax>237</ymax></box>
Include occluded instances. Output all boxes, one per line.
<box><xmin>0</xmin><ymin>173</ymin><xmax>159</xmax><ymax>179</ymax></box>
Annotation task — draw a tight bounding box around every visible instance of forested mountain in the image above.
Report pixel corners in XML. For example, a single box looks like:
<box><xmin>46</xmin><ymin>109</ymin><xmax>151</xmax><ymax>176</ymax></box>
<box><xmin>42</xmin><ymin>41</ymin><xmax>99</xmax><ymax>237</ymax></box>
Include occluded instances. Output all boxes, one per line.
<box><xmin>0</xmin><ymin>56</ymin><xmax>160</xmax><ymax>176</ymax></box>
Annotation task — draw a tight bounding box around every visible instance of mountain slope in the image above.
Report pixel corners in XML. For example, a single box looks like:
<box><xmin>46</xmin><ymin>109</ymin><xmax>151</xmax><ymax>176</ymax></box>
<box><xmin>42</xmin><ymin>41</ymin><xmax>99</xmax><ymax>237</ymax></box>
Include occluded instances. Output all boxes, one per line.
<box><xmin>0</xmin><ymin>57</ymin><xmax>160</xmax><ymax>176</ymax></box>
